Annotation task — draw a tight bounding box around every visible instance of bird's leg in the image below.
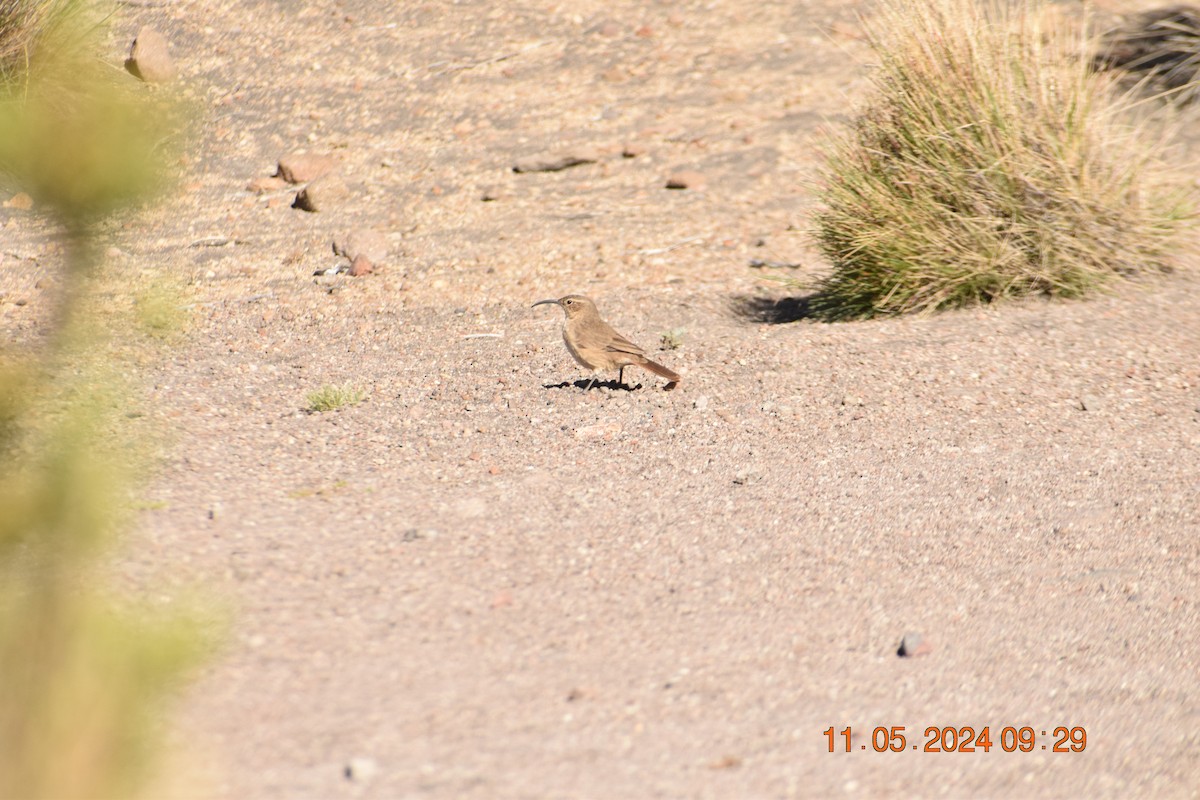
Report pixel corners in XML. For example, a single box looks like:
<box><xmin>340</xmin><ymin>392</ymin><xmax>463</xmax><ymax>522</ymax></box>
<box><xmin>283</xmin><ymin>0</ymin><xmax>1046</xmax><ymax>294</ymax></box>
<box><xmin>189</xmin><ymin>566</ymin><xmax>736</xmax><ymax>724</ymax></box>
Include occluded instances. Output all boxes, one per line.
<box><xmin>617</xmin><ymin>366</ymin><xmax>626</xmax><ymax>388</ymax></box>
<box><xmin>583</xmin><ymin>374</ymin><xmax>597</xmax><ymax>392</ymax></box>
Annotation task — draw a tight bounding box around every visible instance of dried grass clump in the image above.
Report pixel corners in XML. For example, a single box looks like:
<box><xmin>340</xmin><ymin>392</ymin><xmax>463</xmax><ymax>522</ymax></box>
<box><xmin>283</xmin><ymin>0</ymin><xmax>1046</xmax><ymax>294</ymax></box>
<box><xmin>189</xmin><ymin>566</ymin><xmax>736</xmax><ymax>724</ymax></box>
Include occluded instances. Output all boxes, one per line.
<box><xmin>0</xmin><ymin>0</ymin><xmax>82</xmax><ymax>85</ymax></box>
<box><xmin>811</xmin><ymin>0</ymin><xmax>1193</xmax><ymax>320</ymax></box>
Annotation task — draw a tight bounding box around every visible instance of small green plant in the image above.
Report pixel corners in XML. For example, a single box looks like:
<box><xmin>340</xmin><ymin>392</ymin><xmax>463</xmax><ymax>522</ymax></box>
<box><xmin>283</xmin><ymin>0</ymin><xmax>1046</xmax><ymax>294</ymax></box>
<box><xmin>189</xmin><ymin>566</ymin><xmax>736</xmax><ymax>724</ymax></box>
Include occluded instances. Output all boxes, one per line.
<box><xmin>659</xmin><ymin>327</ymin><xmax>685</xmax><ymax>350</ymax></box>
<box><xmin>306</xmin><ymin>383</ymin><xmax>365</xmax><ymax>413</ymax></box>
<box><xmin>810</xmin><ymin>0</ymin><xmax>1193</xmax><ymax>320</ymax></box>
<box><xmin>134</xmin><ymin>283</ymin><xmax>187</xmax><ymax>338</ymax></box>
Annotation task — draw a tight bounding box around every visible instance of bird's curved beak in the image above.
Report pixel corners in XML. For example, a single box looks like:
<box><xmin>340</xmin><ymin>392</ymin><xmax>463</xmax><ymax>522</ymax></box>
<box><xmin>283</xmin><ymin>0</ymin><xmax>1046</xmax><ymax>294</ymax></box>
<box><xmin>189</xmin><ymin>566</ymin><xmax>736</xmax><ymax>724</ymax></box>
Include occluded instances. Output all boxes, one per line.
<box><xmin>531</xmin><ymin>299</ymin><xmax>560</xmax><ymax>309</ymax></box>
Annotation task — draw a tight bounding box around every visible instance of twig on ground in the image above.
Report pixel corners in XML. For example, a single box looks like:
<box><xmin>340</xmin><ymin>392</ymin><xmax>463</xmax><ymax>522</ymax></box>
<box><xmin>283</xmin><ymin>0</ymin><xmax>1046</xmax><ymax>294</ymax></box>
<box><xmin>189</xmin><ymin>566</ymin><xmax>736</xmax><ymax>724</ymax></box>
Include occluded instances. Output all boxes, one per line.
<box><xmin>635</xmin><ymin>235</ymin><xmax>706</xmax><ymax>255</ymax></box>
<box><xmin>189</xmin><ymin>236</ymin><xmax>250</xmax><ymax>248</ymax></box>
<box><xmin>180</xmin><ymin>292</ymin><xmax>273</xmax><ymax>309</ymax></box>
<box><xmin>431</xmin><ymin>41</ymin><xmax>548</xmax><ymax>73</ymax></box>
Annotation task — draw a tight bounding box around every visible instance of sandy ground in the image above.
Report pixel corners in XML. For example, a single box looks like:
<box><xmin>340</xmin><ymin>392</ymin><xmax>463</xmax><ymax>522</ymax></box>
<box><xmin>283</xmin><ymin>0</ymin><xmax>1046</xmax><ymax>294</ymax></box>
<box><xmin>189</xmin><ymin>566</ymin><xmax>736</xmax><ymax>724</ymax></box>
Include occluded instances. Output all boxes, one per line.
<box><xmin>3</xmin><ymin>0</ymin><xmax>1200</xmax><ymax>797</ymax></box>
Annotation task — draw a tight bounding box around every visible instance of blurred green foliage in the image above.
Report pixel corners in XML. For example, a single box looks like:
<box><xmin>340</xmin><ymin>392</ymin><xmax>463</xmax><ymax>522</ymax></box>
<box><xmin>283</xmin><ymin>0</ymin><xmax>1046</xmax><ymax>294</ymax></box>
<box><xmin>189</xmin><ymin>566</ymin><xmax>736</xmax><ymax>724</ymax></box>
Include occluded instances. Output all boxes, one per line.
<box><xmin>0</xmin><ymin>2</ymin><xmax>207</xmax><ymax>798</ymax></box>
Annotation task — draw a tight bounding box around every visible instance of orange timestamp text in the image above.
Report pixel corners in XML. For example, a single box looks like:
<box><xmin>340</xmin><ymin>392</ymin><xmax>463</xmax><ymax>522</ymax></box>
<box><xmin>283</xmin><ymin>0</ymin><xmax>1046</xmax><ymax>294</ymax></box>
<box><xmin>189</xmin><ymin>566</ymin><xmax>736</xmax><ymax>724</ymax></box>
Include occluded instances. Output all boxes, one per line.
<box><xmin>824</xmin><ymin>725</ymin><xmax>1087</xmax><ymax>753</ymax></box>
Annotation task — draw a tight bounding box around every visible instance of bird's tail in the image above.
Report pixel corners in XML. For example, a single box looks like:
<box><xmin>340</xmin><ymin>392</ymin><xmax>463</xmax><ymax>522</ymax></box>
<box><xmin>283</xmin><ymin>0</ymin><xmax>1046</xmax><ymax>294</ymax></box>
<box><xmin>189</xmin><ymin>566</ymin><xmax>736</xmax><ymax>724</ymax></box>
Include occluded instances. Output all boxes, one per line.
<box><xmin>639</xmin><ymin>358</ymin><xmax>680</xmax><ymax>383</ymax></box>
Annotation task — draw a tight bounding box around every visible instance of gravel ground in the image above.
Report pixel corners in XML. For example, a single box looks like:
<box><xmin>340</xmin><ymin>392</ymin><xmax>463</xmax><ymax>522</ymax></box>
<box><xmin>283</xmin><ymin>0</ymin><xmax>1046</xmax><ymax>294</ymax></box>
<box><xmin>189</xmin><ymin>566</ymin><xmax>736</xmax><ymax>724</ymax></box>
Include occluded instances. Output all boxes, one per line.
<box><xmin>3</xmin><ymin>1</ymin><xmax>1199</xmax><ymax>798</ymax></box>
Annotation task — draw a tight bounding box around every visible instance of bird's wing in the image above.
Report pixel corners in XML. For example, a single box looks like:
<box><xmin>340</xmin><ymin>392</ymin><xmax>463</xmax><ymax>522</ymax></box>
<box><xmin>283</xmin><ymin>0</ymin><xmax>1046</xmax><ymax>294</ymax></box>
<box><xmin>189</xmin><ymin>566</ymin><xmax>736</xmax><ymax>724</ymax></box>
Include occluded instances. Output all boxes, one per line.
<box><xmin>604</xmin><ymin>331</ymin><xmax>645</xmax><ymax>357</ymax></box>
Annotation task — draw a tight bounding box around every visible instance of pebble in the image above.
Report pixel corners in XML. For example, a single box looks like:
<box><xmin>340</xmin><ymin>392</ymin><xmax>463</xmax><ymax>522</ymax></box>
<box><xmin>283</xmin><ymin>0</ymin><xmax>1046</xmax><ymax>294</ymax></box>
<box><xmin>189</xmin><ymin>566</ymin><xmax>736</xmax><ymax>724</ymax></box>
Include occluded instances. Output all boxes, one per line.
<box><xmin>344</xmin><ymin>757</ymin><xmax>378</xmax><ymax>782</ymax></box>
<box><xmin>575</xmin><ymin>422</ymin><xmax>622</xmax><ymax>440</ymax></box>
<box><xmin>897</xmin><ymin>632</ymin><xmax>932</xmax><ymax>657</ymax></box>
<box><xmin>1079</xmin><ymin>394</ymin><xmax>1101</xmax><ymax>412</ymax></box>
<box><xmin>293</xmin><ymin>175</ymin><xmax>349</xmax><ymax>212</ymax></box>
<box><xmin>3</xmin><ymin>192</ymin><xmax>33</xmax><ymax>210</ymax></box>
<box><xmin>333</xmin><ymin>229</ymin><xmax>390</xmax><ymax>263</ymax></box>
<box><xmin>277</xmin><ymin>152</ymin><xmax>338</xmax><ymax>184</ymax></box>
<box><xmin>348</xmin><ymin>255</ymin><xmax>373</xmax><ymax>276</ymax></box>
<box><xmin>732</xmin><ymin>467</ymin><xmax>760</xmax><ymax>485</ymax></box>
<box><xmin>126</xmin><ymin>26</ymin><xmax>176</xmax><ymax>83</ymax></box>
<box><xmin>621</xmin><ymin>143</ymin><xmax>647</xmax><ymax>158</ymax></box>
<box><xmin>841</xmin><ymin>395</ymin><xmax>864</xmax><ymax>407</ymax></box>
<box><xmin>693</xmin><ymin>395</ymin><xmax>709</xmax><ymax>412</ymax></box>
<box><xmin>665</xmin><ymin>170</ymin><xmax>706</xmax><ymax>190</ymax></box>
<box><xmin>513</xmin><ymin>148</ymin><xmax>600</xmax><ymax>173</ymax></box>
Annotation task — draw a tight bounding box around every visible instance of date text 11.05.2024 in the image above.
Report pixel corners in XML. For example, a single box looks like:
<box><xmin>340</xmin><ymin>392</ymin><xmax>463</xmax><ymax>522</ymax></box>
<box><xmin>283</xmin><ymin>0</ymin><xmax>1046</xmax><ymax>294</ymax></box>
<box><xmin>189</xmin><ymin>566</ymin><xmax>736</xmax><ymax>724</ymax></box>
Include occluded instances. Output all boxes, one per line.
<box><xmin>824</xmin><ymin>726</ymin><xmax>1087</xmax><ymax>753</ymax></box>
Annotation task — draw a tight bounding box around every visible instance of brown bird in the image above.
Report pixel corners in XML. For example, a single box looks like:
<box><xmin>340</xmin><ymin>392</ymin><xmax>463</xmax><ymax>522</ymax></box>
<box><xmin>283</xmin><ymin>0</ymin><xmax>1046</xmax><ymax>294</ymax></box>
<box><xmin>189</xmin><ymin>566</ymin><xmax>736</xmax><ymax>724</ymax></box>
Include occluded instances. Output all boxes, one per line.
<box><xmin>532</xmin><ymin>295</ymin><xmax>680</xmax><ymax>391</ymax></box>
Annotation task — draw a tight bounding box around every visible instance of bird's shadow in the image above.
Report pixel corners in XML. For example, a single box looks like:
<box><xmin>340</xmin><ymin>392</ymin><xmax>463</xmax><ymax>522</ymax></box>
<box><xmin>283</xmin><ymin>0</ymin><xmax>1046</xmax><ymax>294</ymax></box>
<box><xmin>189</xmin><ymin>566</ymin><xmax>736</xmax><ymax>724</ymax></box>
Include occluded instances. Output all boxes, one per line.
<box><xmin>542</xmin><ymin>379</ymin><xmax>642</xmax><ymax>392</ymax></box>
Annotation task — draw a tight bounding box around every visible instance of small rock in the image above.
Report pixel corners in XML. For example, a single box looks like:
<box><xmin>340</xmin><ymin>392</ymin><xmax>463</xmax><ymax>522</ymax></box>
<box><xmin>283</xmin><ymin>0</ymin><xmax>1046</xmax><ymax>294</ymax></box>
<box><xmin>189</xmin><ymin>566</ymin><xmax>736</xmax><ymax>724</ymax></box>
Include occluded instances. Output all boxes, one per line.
<box><xmin>513</xmin><ymin>149</ymin><xmax>600</xmax><ymax>173</ymax></box>
<box><xmin>841</xmin><ymin>395</ymin><xmax>864</xmax><ymax>407</ymax></box>
<box><xmin>665</xmin><ymin>170</ymin><xmax>707</xmax><ymax>190</ymax></box>
<box><xmin>126</xmin><ymin>26</ymin><xmax>176</xmax><ymax>84</ymax></box>
<box><xmin>732</xmin><ymin>467</ymin><xmax>759</xmax><ymax>485</ymax></box>
<box><xmin>897</xmin><ymin>632</ymin><xmax>932</xmax><ymax>657</ymax></box>
<box><xmin>246</xmin><ymin>176</ymin><xmax>289</xmax><ymax>194</ymax></box>
<box><xmin>621</xmin><ymin>143</ymin><xmax>647</xmax><ymax>158</ymax></box>
<box><xmin>693</xmin><ymin>395</ymin><xmax>709</xmax><ymax>412</ymax></box>
<box><xmin>276</xmin><ymin>152</ymin><xmax>338</xmax><ymax>184</ymax></box>
<box><xmin>348</xmin><ymin>255</ymin><xmax>373</xmax><ymax>276</ymax></box>
<box><xmin>293</xmin><ymin>175</ymin><xmax>349</xmax><ymax>212</ymax></box>
<box><xmin>343</xmin><ymin>757</ymin><xmax>378</xmax><ymax>783</ymax></box>
<box><xmin>601</xmin><ymin>66</ymin><xmax>627</xmax><ymax>83</ymax></box>
<box><xmin>1079</xmin><ymin>394</ymin><xmax>1101</xmax><ymax>412</ymax></box>
<box><xmin>480</xmin><ymin>185</ymin><xmax>509</xmax><ymax>201</ymax></box>
<box><xmin>3</xmin><ymin>192</ymin><xmax>33</xmax><ymax>210</ymax></box>
<box><xmin>333</xmin><ymin>229</ymin><xmax>389</xmax><ymax>263</ymax></box>
<box><xmin>575</xmin><ymin>422</ymin><xmax>622</xmax><ymax>440</ymax></box>
<box><xmin>594</xmin><ymin>21</ymin><xmax>622</xmax><ymax>37</ymax></box>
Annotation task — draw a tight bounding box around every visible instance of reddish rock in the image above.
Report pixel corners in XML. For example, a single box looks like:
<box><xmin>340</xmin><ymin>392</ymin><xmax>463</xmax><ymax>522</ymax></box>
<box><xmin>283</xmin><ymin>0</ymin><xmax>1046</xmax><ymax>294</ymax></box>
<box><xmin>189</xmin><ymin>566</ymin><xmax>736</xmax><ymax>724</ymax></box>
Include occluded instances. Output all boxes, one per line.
<box><xmin>348</xmin><ymin>255</ymin><xmax>373</xmax><ymax>276</ymax></box>
<box><xmin>666</xmin><ymin>170</ymin><xmax>707</xmax><ymax>190</ymax></box>
<box><xmin>4</xmin><ymin>192</ymin><xmax>33</xmax><ymax>210</ymax></box>
<box><xmin>333</xmin><ymin>229</ymin><xmax>389</xmax><ymax>263</ymax></box>
<box><xmin>276</xmin><ymin>152</ymin><xmax>338</xmax><ymax>184</ymax></box>
<box><xmin>126</xmin><ymin>26</ymin><xmax>176</xmax><ymax>83</ymax></box>
<box><xmin>293</xmin><ymin>175</ymin><xmax>349</xmax><ymax>212</ymax></box>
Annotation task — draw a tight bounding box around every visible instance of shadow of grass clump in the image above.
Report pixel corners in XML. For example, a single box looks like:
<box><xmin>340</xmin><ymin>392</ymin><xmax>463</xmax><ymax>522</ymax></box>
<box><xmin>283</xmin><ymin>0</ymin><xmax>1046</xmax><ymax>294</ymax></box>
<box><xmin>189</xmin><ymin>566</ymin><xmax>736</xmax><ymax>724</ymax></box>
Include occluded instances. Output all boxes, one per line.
<box><xmin>729</xmin><ymin>295</ymin><xmax>814</xmax><ymax>325</ymax></box>
<box><xmin>809</xmin><ymin>0</ymin><xmax>1194</xmax><ymax>321</ymax></box>
<box><xmin>1095</xmin><ymin>6</ymin><xmax>1200</xmax><ymax>103</ymax></box>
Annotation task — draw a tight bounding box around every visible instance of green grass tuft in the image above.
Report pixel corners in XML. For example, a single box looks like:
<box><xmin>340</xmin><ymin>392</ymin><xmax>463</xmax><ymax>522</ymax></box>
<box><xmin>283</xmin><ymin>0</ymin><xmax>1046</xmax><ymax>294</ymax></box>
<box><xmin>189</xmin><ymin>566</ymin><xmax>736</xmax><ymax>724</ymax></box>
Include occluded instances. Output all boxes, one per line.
<box><xmin>306</xmin><ymin>383</ymin><xmax>365</xmax><ymax>413</ymax></box>
<box><xmin>810</xmin><ymin>0</ymin><xmax>1194</xmax><ymax>320</ymax></box>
